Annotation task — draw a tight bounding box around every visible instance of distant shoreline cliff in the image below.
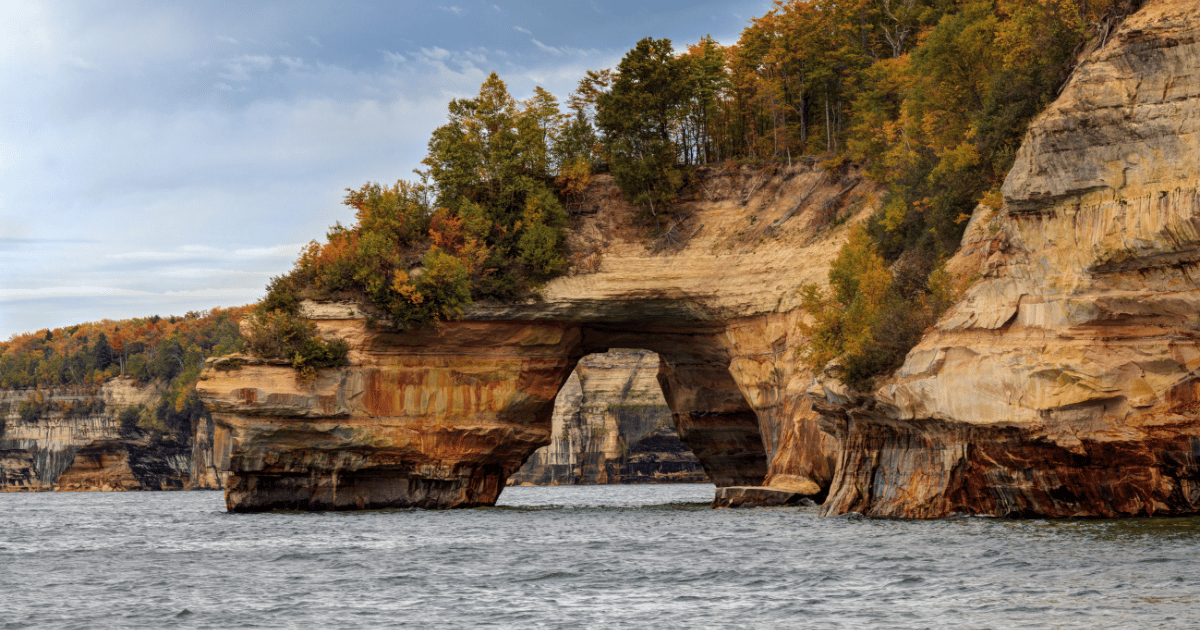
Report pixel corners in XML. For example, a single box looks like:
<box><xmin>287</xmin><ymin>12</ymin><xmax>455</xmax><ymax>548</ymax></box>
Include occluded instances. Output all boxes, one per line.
<box><xmin>0</xmin><ymin>380</ymin><xmax>226</xmax><ymax>492</ymax></box>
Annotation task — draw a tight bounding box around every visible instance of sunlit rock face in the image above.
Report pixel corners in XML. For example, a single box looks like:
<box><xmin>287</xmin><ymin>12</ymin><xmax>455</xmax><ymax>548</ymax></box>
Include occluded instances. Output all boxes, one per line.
<box><xmin>0</xmin><ymin>381</ymin><xmax>223</xmax><ymax>492</ymax></box>
<box><xmin>813</xmin><ymin>0</ymin><xmax>1200</xmax><ymax>518</ymax></box>
<box><xmin>508</xmin><ymin>350</ymin><xmax>709</xmax><ymax>486</ymax></box>
<box><xmin>200</xmin><ymin>321</ymin><xmax>580</xmax><ymax>511</ymax></box>
<box><xmin>200</xmin><ymin>164</ymin><xmax>878</xmax><ymax>511</ymax></box>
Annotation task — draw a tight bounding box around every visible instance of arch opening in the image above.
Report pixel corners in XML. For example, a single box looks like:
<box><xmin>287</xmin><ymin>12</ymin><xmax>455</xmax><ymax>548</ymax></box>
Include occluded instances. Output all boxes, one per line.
<box><xmin>510</xmin><ymin>348</ymin><xmax>747</xmax><ymax>487</ymax></box>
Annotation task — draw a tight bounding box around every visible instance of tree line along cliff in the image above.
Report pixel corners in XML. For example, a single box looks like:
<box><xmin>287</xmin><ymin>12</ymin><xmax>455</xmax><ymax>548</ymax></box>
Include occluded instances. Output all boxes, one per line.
<box><xmin>194</xmin><ymin>0</ymin><xmax>1200</xmax><ymax>517</ymax></box>
<box><xmin>249</xmin><ymin>0</ymin><xmax>1142</xmax><ymax>395</ymax></box>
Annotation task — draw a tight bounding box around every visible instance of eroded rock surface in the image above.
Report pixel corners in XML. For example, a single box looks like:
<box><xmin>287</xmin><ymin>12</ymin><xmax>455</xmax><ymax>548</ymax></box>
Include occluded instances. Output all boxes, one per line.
<box><xmin>200</xmin><ymin>164</ymin><xmax>874</xmax><ymax>510</ymax></box>
<box><xmin>813</xmin><ymin>0</ymin><xmax>1200</xmax><ymax>518</ymax></box>
<box><xmin>712</xmin><ymin>486</ymin><xmax>818</xmax><ymax>509</ymax></box>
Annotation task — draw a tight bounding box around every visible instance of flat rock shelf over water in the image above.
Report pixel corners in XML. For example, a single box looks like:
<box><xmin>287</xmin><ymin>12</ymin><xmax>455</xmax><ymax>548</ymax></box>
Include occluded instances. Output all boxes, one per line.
<box><xmin>2</xmin><ymin>485</ymin><xmax>1199</xmax><ymax>629</ymax></box>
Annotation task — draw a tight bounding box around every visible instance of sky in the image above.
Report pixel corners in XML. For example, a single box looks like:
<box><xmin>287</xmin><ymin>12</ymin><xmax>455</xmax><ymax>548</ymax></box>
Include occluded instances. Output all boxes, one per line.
<box><xmin>0</xmin><ymin>0</ymin><xmax>774</xmax><ymax>340</ymax></box>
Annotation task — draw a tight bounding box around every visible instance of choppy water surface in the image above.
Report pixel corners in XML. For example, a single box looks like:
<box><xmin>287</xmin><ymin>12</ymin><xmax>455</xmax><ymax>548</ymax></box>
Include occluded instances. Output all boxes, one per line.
<box><xmin>3</xmin><ymin>485</ymin><xmax>1199</xmax><ymax>629</ymax></box>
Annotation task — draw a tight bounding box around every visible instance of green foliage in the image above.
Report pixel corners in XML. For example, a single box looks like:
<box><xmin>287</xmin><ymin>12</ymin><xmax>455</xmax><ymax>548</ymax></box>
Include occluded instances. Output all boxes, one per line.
<box><xmin>154</xmin><ymin>386</ymin><xmax>206</xmax><ymax>441</ymax></box>
<box><xmin>0</xmin><ymin>309</ymin><xmax>248</xmax><ymax>449</ymax></box>
<box><xmin>244</xmin><ymin>0</ymin><xmax>1111</xmax><ymax>390</ymax></box>
<box><xmin>853</xmin><ymin>0</ymin><xmax>1090</xmax><ymax>265</ymax></box>
<box><xmin>118</xmin><ymin>404</ymin><xmax>146</xmax><ymax>436</ymax></box>
<box><xmin>596</xmin><ymin>37</ymin><xmax>693</xmax><ymax>220</ymax></box>
<box><xmin>270</xmin><ymin>71</ymin><xmax>576</xmax><ymax>341</ymax></box>
<box><xmin>782</xmin><ymin>0</ymin><xmax>1104</xmax><ymax>387</ymax></box>
<box><xmin>519</xmin><ymin>223</ymin><xmax>568</xmax><ymax>280</ymax></box>
<box><xmin>0</xmin><ymin>308</ymin><xmax>247</xmax><ymax>390</ymax></box>
<box><xmin>245</xmin><ymin>308</ymin><xmax>349</xmax><ymax>371</ymax></box>
<box><xmin>260</xmin><ymin>273</ymin><xmax>303</xmax><ymax>315</ymax></box>
<box><xmin>17</xmin><ymin>397</ymin><xmax>44</xmax><ymax>423</ymax></box>
<box><xmin>800</xmin><ymin>226</ymin><xmax>964</xmax><ymax>391</ymax></box>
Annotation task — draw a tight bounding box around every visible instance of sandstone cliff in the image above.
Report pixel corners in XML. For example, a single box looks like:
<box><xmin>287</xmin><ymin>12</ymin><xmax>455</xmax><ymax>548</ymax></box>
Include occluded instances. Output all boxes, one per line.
<box><xmin>0</xmin><ymin>381</ymin><xmax>226</xmax><ymax>491</ymax></box>
<box><xmin>199</xmin><ymin>164</ymin><xmax>872</xmax><ymax>511</ymax></box>
<box><xmin>509</xmin><ymin>349</ymin><xmax>708</xmax><ymax>485</ymax></box>
<box><xmin>193</xmin><ymin>0</ymin><xmax>1200</xmax><ymax>517</ymax></box>
<box><xmin>811</xmin><ymin>0</ymin><xmax>1200</xmax><ymax>518</ymax></box>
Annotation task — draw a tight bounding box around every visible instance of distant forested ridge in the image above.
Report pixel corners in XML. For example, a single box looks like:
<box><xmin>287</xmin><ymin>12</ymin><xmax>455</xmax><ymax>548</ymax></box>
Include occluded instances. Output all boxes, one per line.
<box><xmin>0</xmin><ymin>307</ymin><xmax>249</xmax><ymax>441</ymax></box>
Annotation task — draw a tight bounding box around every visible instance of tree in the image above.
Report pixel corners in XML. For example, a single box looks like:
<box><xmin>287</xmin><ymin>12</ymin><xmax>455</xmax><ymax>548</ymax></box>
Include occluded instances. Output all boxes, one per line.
<box><xmin>682</xmin><ymin>36</ymin><xmax>730</xmax><ymax>164</ymax></box>
<box><xmin>596</xmin><ymin>37</ymin><xmax>692</xmax><ymax>219</ymax></box>
<box><xmin>518</xmin><ymin>87</ymin><xmax>564</xmax><ymax>178</ymax></box>
<box><xmin>92</xmin><ymin>332</ymin><xmax>114</xmax><ymax>371</ymax></box>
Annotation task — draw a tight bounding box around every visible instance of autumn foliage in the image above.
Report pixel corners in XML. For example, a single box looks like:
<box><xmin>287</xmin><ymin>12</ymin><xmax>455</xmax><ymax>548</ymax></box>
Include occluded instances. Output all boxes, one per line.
<box><xmin>262</xmin><ymin>73</ymin><xmax>576</xmax><ymax>338</ymax></box>
<box><xmin>0</xmin><ymin>307</ymin><xmax>250</xmax><ymax>440</ymax></box>
<box><xmin>257</xmin><ymin>0</ymin><xmax>1131</xmax><ymax>386</ymax></box>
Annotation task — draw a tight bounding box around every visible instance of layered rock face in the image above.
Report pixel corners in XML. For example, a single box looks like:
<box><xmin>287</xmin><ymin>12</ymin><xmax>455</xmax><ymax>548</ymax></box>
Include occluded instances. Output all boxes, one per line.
<box><xmin>201</xmin><ymin>320</ymin><xmax>580</xmax><ymax>511</ymax></box>
<box><xmin>509</xmin><ymin>349</ymin><xmax>708</xmax><ymax>485</ymax></box>
<box><xmin>813</xmin><ymin>0</ymin><xmax>1200</xmax><ymax>518</ymax></box>
<box><xmin>0</xmin><ymin>381</ymin><xmax>224</xmax><ymax>491</ymax></box>
<box><xmin>200</xmin><ymin>164</ymin><xmax>874</xmax><ymax>511</ymax></box>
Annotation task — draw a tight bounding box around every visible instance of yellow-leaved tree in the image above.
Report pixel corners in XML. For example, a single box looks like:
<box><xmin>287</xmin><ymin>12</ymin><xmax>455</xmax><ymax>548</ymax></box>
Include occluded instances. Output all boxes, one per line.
<box><xmin>799</xmin><ymin>224</ymin><xmax>965</xmax><ymax>390</ymax></box>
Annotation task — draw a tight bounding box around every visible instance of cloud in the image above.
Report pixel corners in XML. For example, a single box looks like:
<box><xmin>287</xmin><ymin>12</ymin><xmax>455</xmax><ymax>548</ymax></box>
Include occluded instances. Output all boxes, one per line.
<box><xmin>108</xmin><ymin>248</ymin><xmax>218</xmax><ymax>262</ymax></box>
<box><xmin>218</xmin><ymin>54</ymin><xmax>274</xmax><ymax>82</ymax></box>
<box><xmin>531</xmin><ymin>39</ymin><xmax>561</xmax><ymax>55</ymax></box>
<box><xmin>155</xmin><ymin>268</ymin><xmax>274</xmax><ymax>279</ymax></box>
<box><xmin>382</xmin><ymin>50</ymin><xmax>407</xmax><ymax>67</ymax></box>
<box><xmin>231</xmin><ymin>244</ymin><xmax>306</xmax><ymax>260</ymax></box>
<box><xmin>161</xmin><ymin>288</ymin><xmax>267</xmax><ymax>299</ymax></box>
<box><xmin>0</xmin><ymin>287</ymin><xmax>154</xmax><ymax>301</ymax></box>
<box><xmin>418</xmin><ymin>46</ymin><xmax>451</xmax><ymax>61</ymax></box>
<box><xmin>1</xmin><ymin>0</ymin><xmax>704</xmax><ymax>339</ymax></box>
<box><xmin>0</xmin><ymin>237</ymin><xmax>97</xmax><ymax>252</ymax></box>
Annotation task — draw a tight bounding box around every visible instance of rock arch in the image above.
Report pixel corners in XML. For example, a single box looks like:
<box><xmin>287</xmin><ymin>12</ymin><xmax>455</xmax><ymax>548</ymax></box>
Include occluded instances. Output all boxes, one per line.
<box><xmin>199</xmin><ymin>164</ymin><xmax>867</xmax><ymax>511</ymax></box>
<box><xmin>200</xmin><ymin>314</ymin><xmax>789</xmax><ymax>511</ymax></box>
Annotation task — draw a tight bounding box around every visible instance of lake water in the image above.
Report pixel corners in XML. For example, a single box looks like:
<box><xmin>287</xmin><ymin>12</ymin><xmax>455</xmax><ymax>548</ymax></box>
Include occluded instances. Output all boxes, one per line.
<box><xmin>2</xmin><ymin>484</ymin><xmax>1199</xmax><ymax>629</ymax></box>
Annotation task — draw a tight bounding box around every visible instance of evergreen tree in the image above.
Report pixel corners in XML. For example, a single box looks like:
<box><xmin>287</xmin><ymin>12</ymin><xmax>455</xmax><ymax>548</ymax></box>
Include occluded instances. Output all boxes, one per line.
<box><xmin>596</xmin><ymin>37</ymin><xmax>692</xmax><ymax>220</ymax></box>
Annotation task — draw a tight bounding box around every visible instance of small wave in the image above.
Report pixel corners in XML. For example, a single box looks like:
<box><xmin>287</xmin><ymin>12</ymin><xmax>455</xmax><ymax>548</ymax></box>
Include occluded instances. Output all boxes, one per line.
<box><xmin>518</xmin><ymin>570</ymin><xmax>582</xmax><ymax>582</ymax></box>
<box><xmin>270</xmin><ymin>552</ymin><xmax>328</xmax><ymax>562</ymax></box>
<box><xmin>381</xmin><ymin>574</ymin><xmax>419</xmax><ymax>585</ymax></box>
<box><xmin>173</xmin><ymin>609</ymin><xmax>193</xmax><ymax>619</ymax></box>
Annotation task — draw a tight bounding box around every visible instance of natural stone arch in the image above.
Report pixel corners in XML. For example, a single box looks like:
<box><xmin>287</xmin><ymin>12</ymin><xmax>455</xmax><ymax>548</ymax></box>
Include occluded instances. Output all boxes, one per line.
<box><xmin>200</xmin><ymin>314</ymin><xmax>777</xmax><ymax>512</ymax></box>
<box><xmin>199</xmin><ymin>163</ymin><xmax>870</xmax><ymax>511</ymax></box>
